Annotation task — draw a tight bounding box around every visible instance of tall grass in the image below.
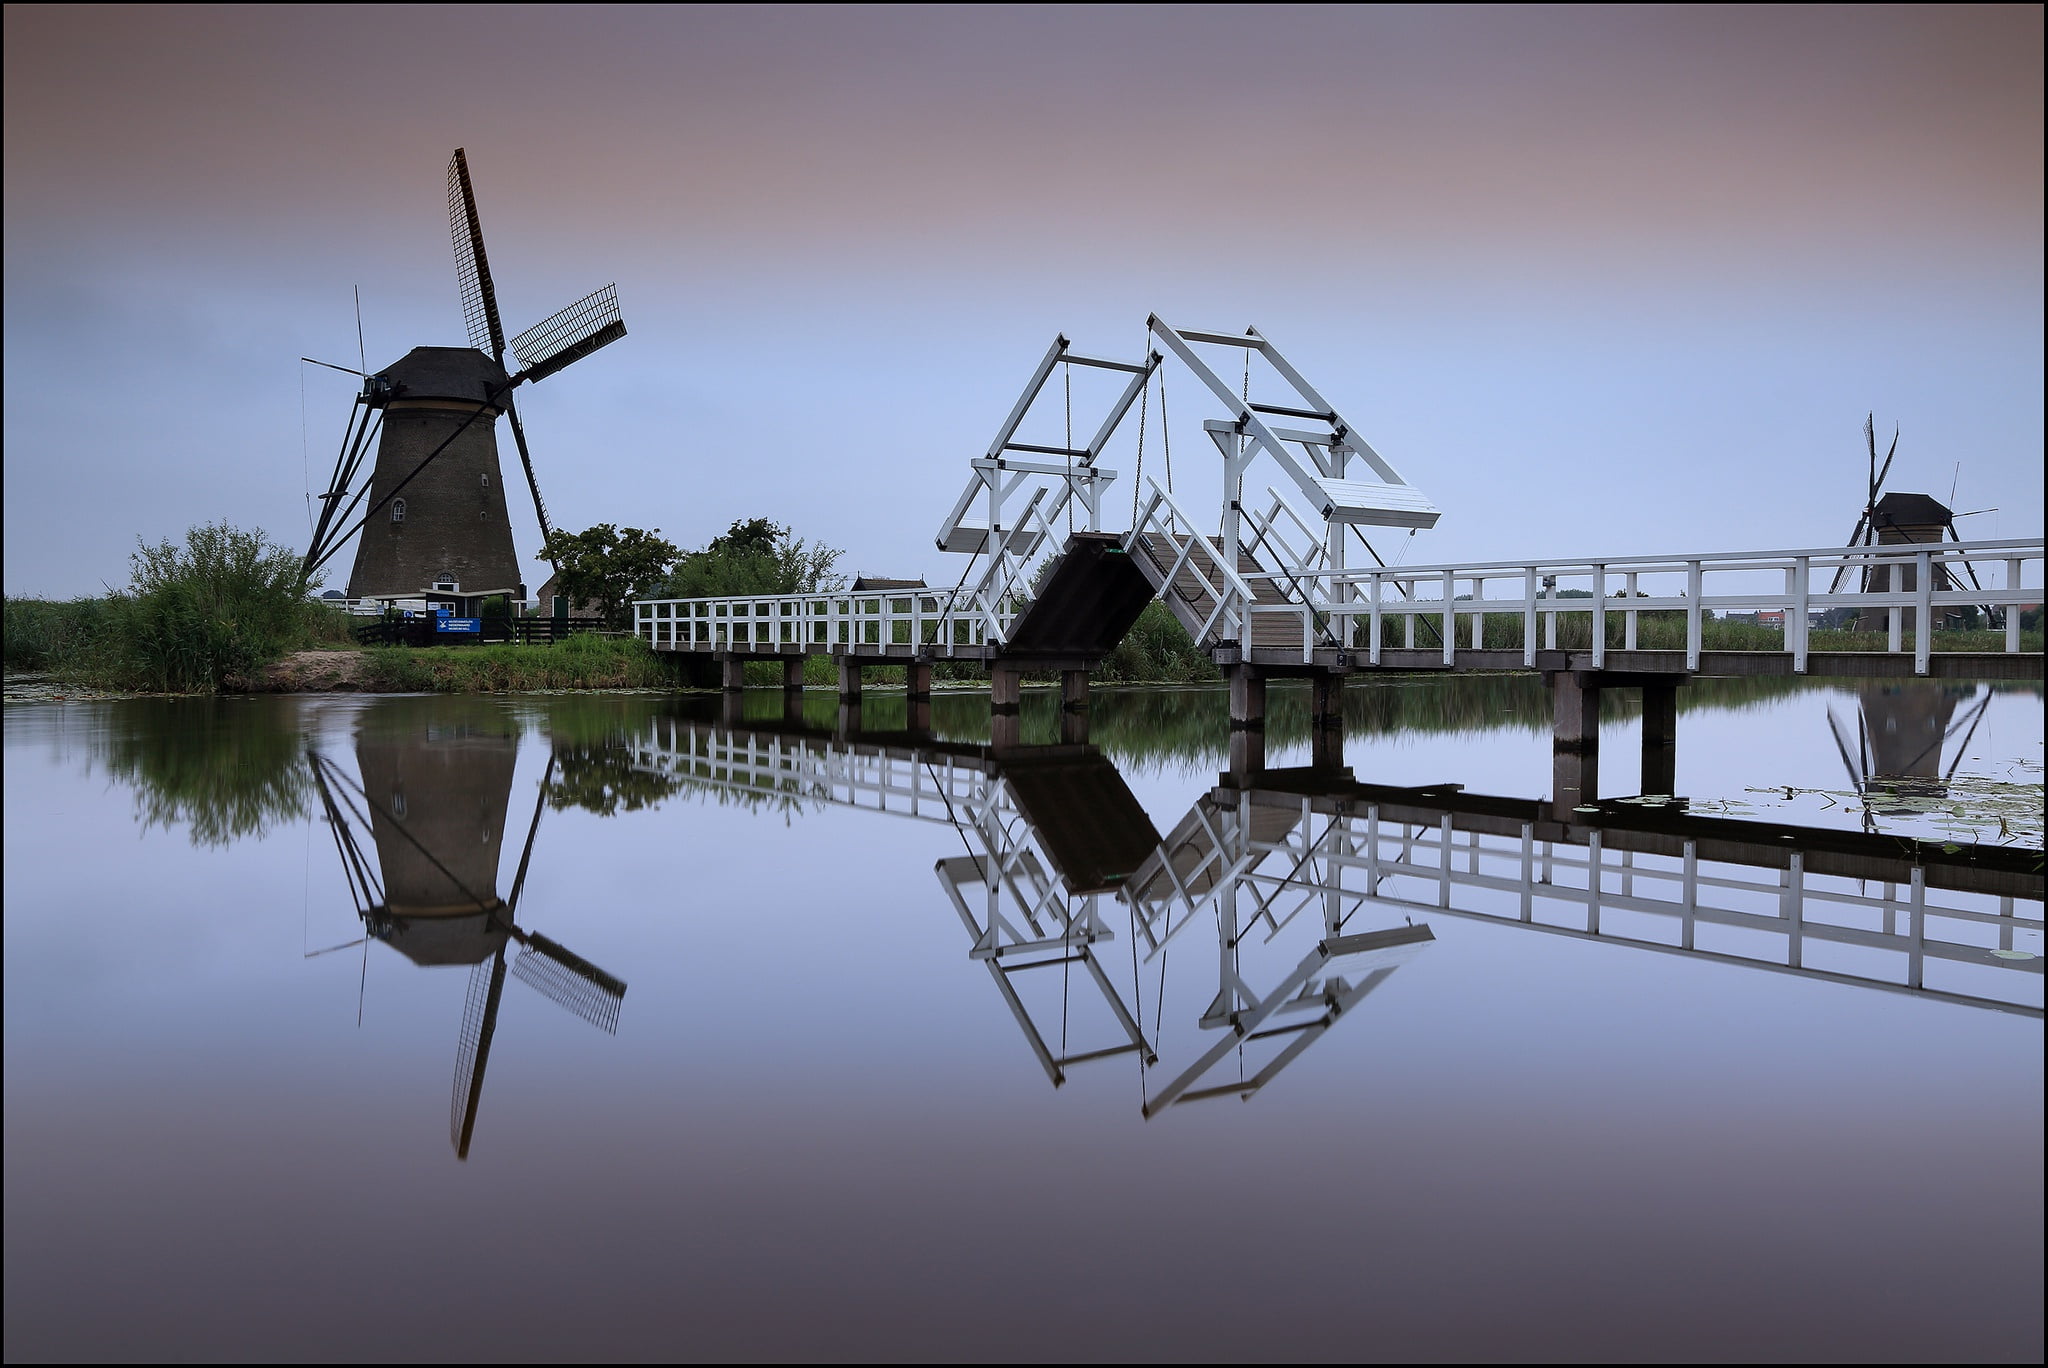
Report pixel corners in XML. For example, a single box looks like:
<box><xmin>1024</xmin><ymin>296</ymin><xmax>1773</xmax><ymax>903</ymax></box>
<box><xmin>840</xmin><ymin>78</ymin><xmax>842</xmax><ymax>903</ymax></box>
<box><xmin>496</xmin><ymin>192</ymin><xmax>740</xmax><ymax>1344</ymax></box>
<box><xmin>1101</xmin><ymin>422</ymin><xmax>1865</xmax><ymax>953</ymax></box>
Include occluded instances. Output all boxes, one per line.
<box><xmin>357</xmin><ymin>632</ymin><xmax>673</xmax><ymax>691</ymax></box>
<box><xmin>5</xmin><ymin>523</ymin><xmax>356</xmax><ymax>691</ymax></box>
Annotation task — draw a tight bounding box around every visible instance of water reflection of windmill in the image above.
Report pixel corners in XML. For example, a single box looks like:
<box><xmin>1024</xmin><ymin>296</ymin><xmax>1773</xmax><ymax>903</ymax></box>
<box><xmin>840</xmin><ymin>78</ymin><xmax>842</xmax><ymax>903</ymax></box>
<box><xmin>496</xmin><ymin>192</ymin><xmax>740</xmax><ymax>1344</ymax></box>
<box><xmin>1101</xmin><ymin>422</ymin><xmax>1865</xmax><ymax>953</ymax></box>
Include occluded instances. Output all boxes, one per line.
<box><xmin>307</xmin><ymin>701</ymin><xmax>626</xmax><ymax>1159</ymax></box>
<box><xmin>1826</xmin><ymin>683</ymin><xmax>1992</xmax><ymax>826</ymax></box>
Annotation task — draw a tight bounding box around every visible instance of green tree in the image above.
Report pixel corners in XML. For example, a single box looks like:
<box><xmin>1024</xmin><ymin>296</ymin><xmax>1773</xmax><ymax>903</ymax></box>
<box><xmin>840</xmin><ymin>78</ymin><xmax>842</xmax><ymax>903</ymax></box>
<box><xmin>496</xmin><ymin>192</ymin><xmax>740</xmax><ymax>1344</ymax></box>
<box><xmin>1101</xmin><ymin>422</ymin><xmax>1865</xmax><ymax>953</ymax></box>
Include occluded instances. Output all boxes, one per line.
<box><xmin>536</xmin><ymin>524</ymin><xmax>682</xmax><ymax>628</ymax></box>
<box><xmin>660</xmin><ymin>517</ymin><xmax>847</xmax><ymax>598</ymax></box>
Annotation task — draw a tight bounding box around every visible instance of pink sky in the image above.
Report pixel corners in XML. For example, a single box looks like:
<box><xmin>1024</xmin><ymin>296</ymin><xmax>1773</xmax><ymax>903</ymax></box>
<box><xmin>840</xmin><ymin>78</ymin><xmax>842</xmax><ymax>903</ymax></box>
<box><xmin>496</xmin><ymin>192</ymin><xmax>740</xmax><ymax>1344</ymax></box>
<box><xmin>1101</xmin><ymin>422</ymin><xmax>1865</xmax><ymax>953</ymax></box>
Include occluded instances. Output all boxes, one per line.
<box><xmin>5</xmin><ymin>5</ymin><xmax>2041</xmax><ymax>593</ymax></box>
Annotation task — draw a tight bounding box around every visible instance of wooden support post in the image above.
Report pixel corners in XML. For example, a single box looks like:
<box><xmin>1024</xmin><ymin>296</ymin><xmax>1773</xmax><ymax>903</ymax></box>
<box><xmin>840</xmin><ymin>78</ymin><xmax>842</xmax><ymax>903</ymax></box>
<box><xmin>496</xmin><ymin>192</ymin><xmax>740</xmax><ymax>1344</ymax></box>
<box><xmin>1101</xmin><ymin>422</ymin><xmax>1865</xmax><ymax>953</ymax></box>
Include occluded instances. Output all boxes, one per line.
<box><xmin>1060</xmin><ymin>707</ymin><xmax>1090</xmax><ymax>745</ymax></box>
<box><xmin>907</xmin><ymin>660</ymin><xmax>933</xmax><ymax>702</ymax></box>
<box><xmin>1229</xmin><ymin>725</ymin><xmax>1267</xmax><ymax>777</ymax></box>
<box><xmin>721</xmin><ymin>655</ymin><xmax>747</xmax><ymax>693</ymax></box>
<box><xmin>1551</xmin><ymin>671</ymin><xmax>1601</xmax><ymax>751</ymax></box>
<box><xmin>1311</xmin><ymin>719</ymin><xmax>1344</xmax><ymax>771</ymax></box>
<box><xmin>782</xmin><ymin>656</ymin><xmax>806</xmax><ymax>693</ymax></box>
<box><xmin>1060</xmin><ymin>669</ymin><xmax>1090</xmax><ymax>712</ymax></box>
<box><xmin>721</xmin><ymin>690</ymin><xmax>745</xmax><ymax>728</ymax></box>
<box><xmin>1640</xmin><ymin>682</ymin><xmax>1678</xmax><ymax>796</ymax></box>
<box><xmin>1552</xmin><ymin>746</ymin><xmax>1599</xmax><ymax>820</ymax></box>
<box><xmin>907</xmin><ymin>695</ymin><xmax>931</xmax><ymax>735</ymax></box>
<box><xmin>1311</xmin><ymin>672</ymin><xmax>1344</xmax><ymax>726</ymax></box>
<box><xmin>991</xmin><ymin>710</ymin><xmax>1022</xmax><ymax>750</ymax></box>
<box><xmin>1228</xmin><ymin>666</ymin><xmax>1266</xmax><ymax>728</ymax></box>
<box><xmin>836</xmin><ymin>698</ymin><xmax>863</xmax><ymax>735</ymax></box>
<box><xmin>990</xmin><ymin>666</ymin><xmax>1023</xmax><ymax>714</ymax></box>
<box><xmin>837</xmin><ymin>656</ymin><xmax>863</xmax><ymax>700</ymax></box>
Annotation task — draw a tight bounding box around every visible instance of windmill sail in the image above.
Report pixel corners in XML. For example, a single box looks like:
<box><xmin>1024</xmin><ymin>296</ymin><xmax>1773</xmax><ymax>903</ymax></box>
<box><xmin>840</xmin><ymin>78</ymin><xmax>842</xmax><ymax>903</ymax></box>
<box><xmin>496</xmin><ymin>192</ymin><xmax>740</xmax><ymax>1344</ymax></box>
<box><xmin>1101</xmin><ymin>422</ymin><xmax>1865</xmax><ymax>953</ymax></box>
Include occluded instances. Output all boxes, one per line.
<box><xmin>509</xmin><ymin>930</ymin><xmax>626</xmax><ymax>1034</ymax></box>
<box><xmin>510</xmin><ymin>284</ymin><xmax>627</xmax><ymax>383</ymax></box>
<box><xmin>448</xmin><ymin>148</ymin><xmax>507</xmax><ymax>363</ymax></box>
<box><xmin>452</xmin><ymin>945</ymin><xmax>509</xmax><ymax>1159</ymax></box>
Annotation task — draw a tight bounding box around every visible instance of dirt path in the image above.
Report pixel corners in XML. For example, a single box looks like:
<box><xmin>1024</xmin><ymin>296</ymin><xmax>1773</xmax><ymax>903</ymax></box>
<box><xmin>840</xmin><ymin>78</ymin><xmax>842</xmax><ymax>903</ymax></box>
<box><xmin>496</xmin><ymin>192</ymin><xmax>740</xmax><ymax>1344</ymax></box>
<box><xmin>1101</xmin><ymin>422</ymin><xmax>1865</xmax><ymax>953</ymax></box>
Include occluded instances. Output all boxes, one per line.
<box><xmin>252</xmin><ymin>650</ymin><xmax>375</xmax><ymax>692</ymax></box>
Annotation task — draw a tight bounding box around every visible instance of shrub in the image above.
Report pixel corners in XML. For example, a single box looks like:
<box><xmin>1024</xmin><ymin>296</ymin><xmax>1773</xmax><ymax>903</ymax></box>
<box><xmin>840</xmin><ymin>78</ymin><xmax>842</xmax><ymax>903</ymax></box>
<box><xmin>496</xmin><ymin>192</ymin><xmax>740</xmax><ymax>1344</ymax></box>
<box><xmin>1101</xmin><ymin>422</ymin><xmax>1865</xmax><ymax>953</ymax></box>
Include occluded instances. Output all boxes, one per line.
<box><xmin>101</xmin><ymin>523</ymin><xmax>311</xmax><ymax>692</ymax></box>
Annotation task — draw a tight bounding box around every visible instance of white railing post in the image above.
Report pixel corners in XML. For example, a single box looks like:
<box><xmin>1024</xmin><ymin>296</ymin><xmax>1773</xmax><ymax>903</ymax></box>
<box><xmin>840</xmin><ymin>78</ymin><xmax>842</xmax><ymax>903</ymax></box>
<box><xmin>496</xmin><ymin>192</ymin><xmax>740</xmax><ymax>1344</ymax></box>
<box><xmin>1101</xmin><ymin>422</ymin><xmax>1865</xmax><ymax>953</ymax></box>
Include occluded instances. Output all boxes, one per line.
<box><xmin>1792</xmin><ymin>555</ymin><xmax>1810</xmax><ymax>673</ymax></box>
<box><xmin>1623</xmin><ymin>571</ymin><xmax>1638</xmax><ymax>651</ymax></box>
<box><xmin>1544</xmin><ymin>575</ymin><xmax>1558</xmax><ymax>650</ymax></box>
<box><xmin>1886</xmin><ymin>550</ymin><xmax>1903</xmax><ymax>653</ymax></box>
<box><xmin>2007</xmin><ymin>558</ymin><xmax>2024</xmax><ymax>653</ymax></box>
<box><xmin>1470</xmin><ymin>576</ymin><xmax>1485</xmax><ymax>650</ymax></box>
<box><xmin>1369</xmin><ymin>574</ymin><xmax>1383</xmax><ymax>666</ymax></box>
<box><xmin>1914</xmin><ymin>550</ymin><xmax>1933</xmax><ymax>675</ymax></box>
<box><xmin>1591</xmin><ymin>564</ymin><xmax>1607</xmax><ymax>668</ymax></box>
<box><xmin>1442</xmin><ymin>569</ymin><xmax>1456</xmax><ymax>666</ymax></box>
<box><xmin>1685</xmin><ymin>560</ymin><xmax>1702</xmax><ymax>671</ymax></box>
<box><xmin>1523</xmin><ymin>567</ymin><xmax>1538</xmax><ymax>667</ymax></box>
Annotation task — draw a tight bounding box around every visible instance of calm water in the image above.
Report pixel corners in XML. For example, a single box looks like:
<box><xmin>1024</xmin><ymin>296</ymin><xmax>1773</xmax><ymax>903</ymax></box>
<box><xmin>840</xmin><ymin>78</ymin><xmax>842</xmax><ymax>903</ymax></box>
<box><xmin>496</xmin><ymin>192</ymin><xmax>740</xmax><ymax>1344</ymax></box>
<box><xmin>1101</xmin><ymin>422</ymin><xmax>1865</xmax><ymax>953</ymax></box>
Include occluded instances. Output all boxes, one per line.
<box><xmin>5</xmin><ymin>678</ymin><xmax>2042</xmax><ymax>1362</ymax></box>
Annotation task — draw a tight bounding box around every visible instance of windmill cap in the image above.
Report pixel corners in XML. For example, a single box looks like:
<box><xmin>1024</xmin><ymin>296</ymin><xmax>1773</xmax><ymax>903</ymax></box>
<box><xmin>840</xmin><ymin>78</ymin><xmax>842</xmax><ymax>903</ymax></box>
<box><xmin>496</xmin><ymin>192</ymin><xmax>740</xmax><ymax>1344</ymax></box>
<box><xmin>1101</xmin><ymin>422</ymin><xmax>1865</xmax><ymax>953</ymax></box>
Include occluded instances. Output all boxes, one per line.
<box><xmin>372</xmin><ymin>346</ymin><xmax>511</xmax><ymax>408</ymax></box>
<box><xmin>1873</xmin><ymin>492</ymin><xmax>1953</xmax><ymax>528</ymax></box>
<box><xmin>377</xmin><ymin>906</ymin><xmax>510</xmax><ymax>967</ymax></box>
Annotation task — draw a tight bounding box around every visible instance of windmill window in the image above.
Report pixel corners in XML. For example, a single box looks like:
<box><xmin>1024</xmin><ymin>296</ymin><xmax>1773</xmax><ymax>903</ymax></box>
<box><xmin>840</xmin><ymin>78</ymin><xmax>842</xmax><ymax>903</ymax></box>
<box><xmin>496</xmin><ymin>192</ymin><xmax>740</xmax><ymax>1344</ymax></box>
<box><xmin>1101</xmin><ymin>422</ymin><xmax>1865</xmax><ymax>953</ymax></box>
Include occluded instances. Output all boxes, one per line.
<box><xmin>391</xmin><ymin>498</ymin><xmax>407</xmax><ymax>524</ymax></box>
<box><xmin>480</xmin><ymin>473</ymin><xmax>490</xmax><ymax>488</ymax></box>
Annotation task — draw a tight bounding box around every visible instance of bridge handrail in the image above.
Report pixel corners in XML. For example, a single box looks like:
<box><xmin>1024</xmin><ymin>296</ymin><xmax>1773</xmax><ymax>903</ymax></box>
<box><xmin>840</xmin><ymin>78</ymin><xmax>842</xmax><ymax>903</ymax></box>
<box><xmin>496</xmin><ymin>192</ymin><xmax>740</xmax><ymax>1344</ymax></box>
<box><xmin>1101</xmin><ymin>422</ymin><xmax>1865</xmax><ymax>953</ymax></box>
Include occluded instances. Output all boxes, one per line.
<box><xmin>1211</xmin><ymin>537</ymin><xmax>2041</xmax><ymax>672</ymax></box>
<box><xmin>633</xmin><ymin>585</ymin><xmax>1003</xmax><ymax>656</ymax></box>
<box><xmin>1127</xmin><ymin>479</ymin><xmax>1259</xmax><ymax>650</ymax></box>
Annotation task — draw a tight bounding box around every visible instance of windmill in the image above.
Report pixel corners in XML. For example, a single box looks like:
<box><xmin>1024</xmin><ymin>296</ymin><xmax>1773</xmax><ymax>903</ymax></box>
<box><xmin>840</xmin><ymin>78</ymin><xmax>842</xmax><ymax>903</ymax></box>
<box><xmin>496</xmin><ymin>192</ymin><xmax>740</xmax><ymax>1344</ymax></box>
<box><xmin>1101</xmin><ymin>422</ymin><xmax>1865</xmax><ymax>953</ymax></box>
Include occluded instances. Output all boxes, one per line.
<box><xmin>306</xmin><ymin>702</ymin><xmax>626</xmax><ymax>1160</ymax></box>
<box><xmin>1826</xmin><ymin>415</ymin><xmax>1998</xmax><ymax>631</ymax></box>
<box><xmin>301</xmin><ymin>149</ymin><xmax>627</xmax><ymax>611</ymax></box>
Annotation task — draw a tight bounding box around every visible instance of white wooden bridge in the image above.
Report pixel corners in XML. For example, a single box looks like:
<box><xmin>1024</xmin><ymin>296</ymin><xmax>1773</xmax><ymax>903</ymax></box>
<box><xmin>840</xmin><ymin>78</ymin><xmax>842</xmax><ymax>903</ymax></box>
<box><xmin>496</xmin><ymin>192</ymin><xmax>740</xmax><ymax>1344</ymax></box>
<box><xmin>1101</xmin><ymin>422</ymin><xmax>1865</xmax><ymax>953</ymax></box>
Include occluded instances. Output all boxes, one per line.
<box><xmin>634</xmin><ymin>317</ymin><xmax>2041</xmax><ymax>745</ymax></box>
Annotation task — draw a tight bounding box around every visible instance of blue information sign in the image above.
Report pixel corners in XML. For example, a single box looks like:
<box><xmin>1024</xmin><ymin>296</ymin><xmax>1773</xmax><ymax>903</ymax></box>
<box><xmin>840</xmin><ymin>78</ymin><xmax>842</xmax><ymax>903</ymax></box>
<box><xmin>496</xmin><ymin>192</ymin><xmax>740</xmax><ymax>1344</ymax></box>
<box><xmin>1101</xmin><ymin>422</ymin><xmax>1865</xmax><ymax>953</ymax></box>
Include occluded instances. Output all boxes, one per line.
<box><xmin>436</xmin><ymin>617</ymin><xmax>481</xmax><ymax>634</ymax></box>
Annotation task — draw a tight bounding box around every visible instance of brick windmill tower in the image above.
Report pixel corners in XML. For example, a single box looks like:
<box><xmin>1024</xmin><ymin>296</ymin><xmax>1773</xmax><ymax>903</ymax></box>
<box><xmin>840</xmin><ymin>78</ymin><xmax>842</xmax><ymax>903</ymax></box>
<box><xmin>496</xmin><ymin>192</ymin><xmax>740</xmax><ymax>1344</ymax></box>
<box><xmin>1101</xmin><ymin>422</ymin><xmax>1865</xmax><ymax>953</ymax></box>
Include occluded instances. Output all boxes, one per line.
<box><xmin>302</xmin><ymin>150</ymin><xmax>627</xmax><ymax>613</ymax></box>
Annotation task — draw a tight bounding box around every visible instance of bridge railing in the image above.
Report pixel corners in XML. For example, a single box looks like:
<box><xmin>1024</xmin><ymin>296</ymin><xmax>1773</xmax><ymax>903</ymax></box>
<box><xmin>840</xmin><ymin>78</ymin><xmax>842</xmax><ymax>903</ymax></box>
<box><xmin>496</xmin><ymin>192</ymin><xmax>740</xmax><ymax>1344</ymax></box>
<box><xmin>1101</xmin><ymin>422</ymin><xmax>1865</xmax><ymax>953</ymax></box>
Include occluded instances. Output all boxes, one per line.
<box><xmin>633</xmin><ymin>586</ymin><xmax>1014</xmax><ymax>655</ymax></box>
<box><xmin>1128</xmin><ymin>479</ymin><xmax>1260</xmax><ymax>650</ymax></box>
<box><xmin>1220</xmin><ymin>536</ymin><xmax>2042</xmax><ymax>671</ymax></box>
<box><xmin>1127</xmin><ymin>792</ymin><xmax>2041</xmax><ymax>1018</ymax></box>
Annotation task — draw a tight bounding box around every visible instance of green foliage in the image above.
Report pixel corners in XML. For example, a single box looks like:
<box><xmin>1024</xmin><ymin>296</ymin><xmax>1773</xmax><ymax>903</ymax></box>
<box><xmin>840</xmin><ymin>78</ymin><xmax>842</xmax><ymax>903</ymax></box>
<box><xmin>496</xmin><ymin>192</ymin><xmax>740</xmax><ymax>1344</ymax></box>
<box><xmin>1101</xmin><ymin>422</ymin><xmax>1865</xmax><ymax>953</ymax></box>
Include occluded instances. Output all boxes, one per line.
<box><xmin>479</xmin><ymin>594</ymin><xmax>513</xmax><ymax>623</ymax></box>
<box><xmin>537</xmin><ymin>524</ymin><xmax>681</xmax><ymax>628</ymax></box>
<box><xmin>3</xmin><ymin>595</ymin><xmax>117</xmax><ymax>673</ymax></box>
<box><xmin>358</xmin><ymin>632</ymin><xmax>673</xmax><ymax>692</ymax></box>
<box><xmin>90</xmin><ymin>698</ymin><xmax>311</xmax><ymax>846</ymax></box>
<box><xmin>1092</xmin><ymin>601</ymin><xmax>1222</xmax><ymax>683</ymax></box>
<box><xmin>658</xmin><ymin>517</ymin><xmax>848</xmax><ymax>598</ymax></box>
<box><xmin>106</xmin><ymin>523</ymin><xmax>312</xmax><ymax>691</ymax></box>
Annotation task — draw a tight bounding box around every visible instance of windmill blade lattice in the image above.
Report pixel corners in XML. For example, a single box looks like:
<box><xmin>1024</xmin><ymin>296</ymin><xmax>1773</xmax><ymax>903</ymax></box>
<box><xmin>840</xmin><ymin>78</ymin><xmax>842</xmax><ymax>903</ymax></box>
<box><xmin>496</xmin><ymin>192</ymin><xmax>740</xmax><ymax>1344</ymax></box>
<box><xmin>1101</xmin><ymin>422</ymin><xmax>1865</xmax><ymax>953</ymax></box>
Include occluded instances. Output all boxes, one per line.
<box><xmin>451</xmin><ymin>946</ymin><xmax>509</xmax><ymax>1158</ymax></box>
<box><xmin>510</xmin><ymin>284</ymin><xmax>627</xmax><ymax>383</ymax></box>
<box><xmin>509</xmin><ymin>929</ymin><xmax>626</xmax><ymax>1034</ymax></box>
<box><xmin>448</xmin><ymin>148</ymin><xmax>507</xmax><ymax>363</ymax></box>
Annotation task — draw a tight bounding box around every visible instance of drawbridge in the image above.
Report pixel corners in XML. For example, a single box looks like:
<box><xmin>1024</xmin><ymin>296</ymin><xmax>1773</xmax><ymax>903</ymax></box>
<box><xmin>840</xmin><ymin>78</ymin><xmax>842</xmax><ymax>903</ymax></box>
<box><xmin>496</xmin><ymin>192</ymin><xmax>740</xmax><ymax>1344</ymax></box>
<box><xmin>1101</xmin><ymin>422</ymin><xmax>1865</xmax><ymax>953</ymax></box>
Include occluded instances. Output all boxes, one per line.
<box><xmin>634</xmin><ymin>316</ymin><xmax>2040</xmax><ymax>697</ymax></box>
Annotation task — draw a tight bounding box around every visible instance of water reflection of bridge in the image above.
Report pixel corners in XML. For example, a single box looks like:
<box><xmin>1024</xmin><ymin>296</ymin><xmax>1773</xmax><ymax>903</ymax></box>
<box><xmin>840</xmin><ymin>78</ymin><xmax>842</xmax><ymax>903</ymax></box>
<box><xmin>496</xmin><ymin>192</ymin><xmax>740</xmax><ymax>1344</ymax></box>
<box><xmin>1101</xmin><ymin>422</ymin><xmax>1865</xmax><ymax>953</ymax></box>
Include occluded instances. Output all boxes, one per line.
<box><xmin>628</xmin><ymin>703</ymin><xmax>2042</xmax><ymax>1114</ymax></box>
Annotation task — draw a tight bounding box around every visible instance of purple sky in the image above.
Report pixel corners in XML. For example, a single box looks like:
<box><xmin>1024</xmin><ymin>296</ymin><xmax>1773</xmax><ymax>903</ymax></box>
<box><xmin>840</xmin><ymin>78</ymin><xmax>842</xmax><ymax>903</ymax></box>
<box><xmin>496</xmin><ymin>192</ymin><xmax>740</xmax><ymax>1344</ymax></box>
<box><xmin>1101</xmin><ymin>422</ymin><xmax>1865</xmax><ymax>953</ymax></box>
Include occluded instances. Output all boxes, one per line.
<box><xmin>4</xmin><ymin>5</ymin><xmax>2041</xmax><ymax>596</ymax></box>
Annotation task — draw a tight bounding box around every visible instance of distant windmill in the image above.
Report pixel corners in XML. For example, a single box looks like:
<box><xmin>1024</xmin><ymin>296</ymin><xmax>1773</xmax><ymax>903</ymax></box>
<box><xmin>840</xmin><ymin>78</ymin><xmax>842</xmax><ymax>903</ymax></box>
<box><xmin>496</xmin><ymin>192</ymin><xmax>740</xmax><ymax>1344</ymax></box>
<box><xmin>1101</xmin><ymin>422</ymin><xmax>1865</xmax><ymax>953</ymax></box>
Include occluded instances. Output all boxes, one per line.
<box><xmin>302</xmin><ymin>148</ymin><xmax>627</xmax><ymax>611</ymax></box>
<box><xmin>1826</xmin><ymin>415</ymin><xmax>1996</xmax><ymax>631</ymax></box>
<box><xmin>308</xmin><ymin>733</ymin><xmax>626</xmax><ymax>1161</ymax></box>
